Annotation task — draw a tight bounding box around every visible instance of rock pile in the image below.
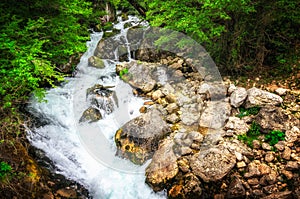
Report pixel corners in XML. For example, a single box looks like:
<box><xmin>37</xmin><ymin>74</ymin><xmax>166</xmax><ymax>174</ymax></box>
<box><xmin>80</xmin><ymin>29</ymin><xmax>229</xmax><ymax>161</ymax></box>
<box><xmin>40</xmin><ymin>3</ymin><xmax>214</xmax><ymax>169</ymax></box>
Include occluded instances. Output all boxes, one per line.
<box><xmin>112</xmin><ymin>58</ymin><xmax>299</xmax><ymax>199</ymax></box>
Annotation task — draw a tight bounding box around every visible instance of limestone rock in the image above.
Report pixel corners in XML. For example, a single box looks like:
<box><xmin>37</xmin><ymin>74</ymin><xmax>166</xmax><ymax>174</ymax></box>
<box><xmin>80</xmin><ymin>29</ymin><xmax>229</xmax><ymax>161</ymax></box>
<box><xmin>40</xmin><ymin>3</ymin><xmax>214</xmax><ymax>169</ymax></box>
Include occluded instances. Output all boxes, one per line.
<box><xmin>230</xmin><ymin>87</ymin><xmax>247</xmax><ymax>108</ymax></box>
<box><xmin>275</xmin><ymin>88</ymin><xmax>287</xmax><ymax>96</ymax></box>
<box><xmin>198</xmin><ymin>83</ymin><xmax>227</xmax><ymax>100</ymax></box>
<box><xmin>88</xmin><ymin>56</ymin><xmax>105</xmax><ymax>68</ymax></box>
<box><xmin>145</xmin><ymin>138</ymin><xmax>178</xmax><ymax>191</ymax></box>
<box><xmin>118</xmin><ymin>61</ymin><xmax>157</xmax><ymax>93</ymax></box>
<box><xmin>115</xmin><ymin>109</ymin><xmax>170</xmax><ymax>165</ymax></box>
<box><xmin>255</xmin><ymin>107</ymin><xmax>290</xmax><ymax>133</ymax></box>
<box><xmin>199</xmin><ymin>101</ymin><xmax>231</xmax><ymax>129</ymax></box>
<box><xmin>79</xmin><ymin>107</ymin><xmax>102</xmax><ymax>123</ymax></box>
<box><xmin>285</xmin><ymin>126</ymin><xmax>300</xmax><ymax>143</ymax></box>
<box><xmin>180</xmin><ymin>103</ymin><xmax>201</xmax><ymax>126</ymax></box>
<box><xmin>190</xmin><ymin>146</ymin><xmax>236</xmax><ymax>182</ymax></box>
<box><xmin>224</xmin><ymin>116</ymin><xmax>249</xmax><ymax>135</ymax></box>
<box><xmin>246</xmin><ymin>87</ymin><xmax>283</xmax><ymax>108</ymax></box>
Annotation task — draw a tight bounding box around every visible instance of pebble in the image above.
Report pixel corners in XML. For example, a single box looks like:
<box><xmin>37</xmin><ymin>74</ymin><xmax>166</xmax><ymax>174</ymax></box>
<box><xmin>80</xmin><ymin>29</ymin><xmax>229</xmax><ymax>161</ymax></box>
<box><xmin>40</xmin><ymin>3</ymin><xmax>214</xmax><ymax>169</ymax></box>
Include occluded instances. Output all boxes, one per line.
<box><xmin>265</xmin><ymin>152</ymin><xmax>275</xmax><ymax>162</ymax></box>
<box><xmin>281</xmin><ymin>147</ymin><xmax>291</xmax><ymax>160</ymax></box>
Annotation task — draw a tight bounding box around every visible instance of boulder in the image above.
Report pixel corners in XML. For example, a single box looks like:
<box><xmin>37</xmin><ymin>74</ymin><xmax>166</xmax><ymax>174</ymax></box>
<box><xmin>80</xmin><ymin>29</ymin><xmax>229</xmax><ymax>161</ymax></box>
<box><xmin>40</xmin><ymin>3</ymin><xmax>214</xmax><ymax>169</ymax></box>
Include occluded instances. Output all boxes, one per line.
<box><xmin>79</xmin><ymin>107</ymin><xmax>102</xmax><ymax>123</ymax></box>
<box><xmin>168</xmin><ymin>173</ymin><xmax>202</xmax><ymax>198</ymax></box>
<box><xmin>145</xmin><ymin>138</ymin><xmax>178</xmax><ymax>192</ymax></box>
<box><xmin>199</xmin><ymin>101</ymin><xmax>231</xmax><ymax>129</ymax></box>
<box><xmin>190</xmin><ymin>145</ymin><xmax>236</xmax><ymax>182</ymax></box>
<box><xmin>230</xmin><ymin>87</ymin><xmax>247</xmax><ymax>108</ymax></box>
<box><xmin>88</xmin><ymin>56</ymin><xmax>105</xmax><ymax>68</ymax></box>
<box><xmin>117</xmin><ymin>61</ymin><xmax>157</xmax><ymax>93</ymax></box>
<box><xmin>86</xmin><ymin>84</ymin><xmax>115</xmax><ymax>114</ymax></box>
<box><xmin>246</xmin><ymin>87</ymin><xmax>283</xmax><ymax>108</ymax></box>
<box><xmin>255</xmin><ymin>107</ymin><xmax>290</xmax><ymax>133</ymax></box>
<box><xmin>115</xmin><ymin>109</ymin><xmax>170</xmax><ymax>165</ymax></box>
<box><xmin>94</xmin><ymin>37</ymin><xmax>119</xmax><ymax>60</ymax></box>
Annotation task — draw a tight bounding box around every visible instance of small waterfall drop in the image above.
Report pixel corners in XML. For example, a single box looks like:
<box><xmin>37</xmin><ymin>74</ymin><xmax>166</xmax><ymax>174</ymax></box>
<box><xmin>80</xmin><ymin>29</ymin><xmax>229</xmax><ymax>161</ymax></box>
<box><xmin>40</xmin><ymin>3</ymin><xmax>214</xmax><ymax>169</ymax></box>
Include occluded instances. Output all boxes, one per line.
<box><xmin>27</xmin><ymin>16</ymin><xmax>166</xmax><ymax>199</ymax></box>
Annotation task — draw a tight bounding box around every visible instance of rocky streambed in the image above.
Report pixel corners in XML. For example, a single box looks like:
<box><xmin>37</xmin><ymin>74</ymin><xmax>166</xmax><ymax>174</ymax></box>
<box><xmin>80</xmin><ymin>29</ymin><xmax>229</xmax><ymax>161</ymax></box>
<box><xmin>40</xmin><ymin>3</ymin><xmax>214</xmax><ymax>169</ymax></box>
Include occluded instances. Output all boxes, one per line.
<box><xmin>83</xmin><ymin>48</ymin><xmax>300</xmax><ymax>198</ymax></box>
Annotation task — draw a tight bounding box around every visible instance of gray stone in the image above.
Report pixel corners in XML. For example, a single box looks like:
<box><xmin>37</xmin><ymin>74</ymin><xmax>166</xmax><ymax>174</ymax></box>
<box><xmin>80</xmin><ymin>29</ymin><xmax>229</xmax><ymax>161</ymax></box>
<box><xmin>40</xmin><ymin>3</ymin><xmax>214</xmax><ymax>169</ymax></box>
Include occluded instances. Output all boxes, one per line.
<box><xmin>145</xmin><ymin>138</ymin><xmax>178</xmax><ymax>192</ymax></box>
<box><xmin>230</xmin><ymin>87</ymin><xmax>247</xmax><ymax>108</ymax></box>
<box><xmin>199</xmin><ymin>101</ymin><xmax>231</xmax><ymax>129</ymax></box>
<box><xmin>246</xmin><ymin>87</ymin><xmax>283</xmax><ymax>108</ymax></box>
<box><xmin>224</xmin><ymin>117</ymin><xmax>249</xmax><ymax>135</ymax></box>
<box><xmin>181</xmin><ymin>103</ymin><xmax>201</xmax><ymax>126</ymax></box>
<box><xmin>115</xmin><ymin>109</ymin><xmax>171</xmax><ymax>165</ymax></box>
<box><xmin>198</xmin><ymin>83</ymin><xmax>227</xmax><ymax>100</ymax></box>
<box><xmin>275</xmin><ymin>88</ymin><xmax>287</xmax><ymax>96</ymax></box>
<box><xmin>88</xmin><ymin>56</ymin><xmax>105</xmax><ymax>68</ymax></box>
<box><xmin>190</xmin><ymin>146</ymin><xmax>236</xmax><ymax>182</ymax></box>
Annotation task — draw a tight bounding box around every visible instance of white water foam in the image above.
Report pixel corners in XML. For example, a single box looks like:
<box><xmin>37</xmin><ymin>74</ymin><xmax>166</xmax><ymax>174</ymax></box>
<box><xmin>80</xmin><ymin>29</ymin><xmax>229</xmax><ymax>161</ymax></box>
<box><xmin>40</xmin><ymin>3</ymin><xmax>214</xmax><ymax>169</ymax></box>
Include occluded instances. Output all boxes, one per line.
<box><xmin>27</xmin><ymin>17</ymin><xmax>166</xmax><ymax>199</ymax></box>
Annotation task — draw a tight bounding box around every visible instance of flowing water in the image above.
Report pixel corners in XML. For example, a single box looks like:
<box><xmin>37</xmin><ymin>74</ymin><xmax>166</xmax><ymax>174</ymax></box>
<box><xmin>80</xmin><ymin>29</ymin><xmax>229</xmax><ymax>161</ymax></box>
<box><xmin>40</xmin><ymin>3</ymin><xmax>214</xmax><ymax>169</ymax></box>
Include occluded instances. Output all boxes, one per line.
<box><xmin>27</xmin><ymin>16</ymin><xmax>166</xmax><ymax>199</ymax></box>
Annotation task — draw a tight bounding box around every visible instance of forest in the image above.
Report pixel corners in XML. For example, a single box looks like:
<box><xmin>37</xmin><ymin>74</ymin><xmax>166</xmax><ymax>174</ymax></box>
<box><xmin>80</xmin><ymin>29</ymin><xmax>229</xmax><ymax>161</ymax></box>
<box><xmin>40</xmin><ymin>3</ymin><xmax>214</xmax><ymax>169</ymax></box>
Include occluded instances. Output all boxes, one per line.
<box><xmin>0</xmin><ymin>0</ymin><xmax>299</xmax><ymax>197</ymax></box>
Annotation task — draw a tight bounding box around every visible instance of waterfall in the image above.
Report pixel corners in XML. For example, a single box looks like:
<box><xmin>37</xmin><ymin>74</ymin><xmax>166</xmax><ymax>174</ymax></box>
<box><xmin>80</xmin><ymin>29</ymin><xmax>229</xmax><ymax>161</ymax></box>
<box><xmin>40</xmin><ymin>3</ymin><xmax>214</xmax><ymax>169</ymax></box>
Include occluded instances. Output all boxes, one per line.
<box><xmin>27</xmin><ymin>16</ymin><xmax>166</xmax><ymax>199</ymax></box>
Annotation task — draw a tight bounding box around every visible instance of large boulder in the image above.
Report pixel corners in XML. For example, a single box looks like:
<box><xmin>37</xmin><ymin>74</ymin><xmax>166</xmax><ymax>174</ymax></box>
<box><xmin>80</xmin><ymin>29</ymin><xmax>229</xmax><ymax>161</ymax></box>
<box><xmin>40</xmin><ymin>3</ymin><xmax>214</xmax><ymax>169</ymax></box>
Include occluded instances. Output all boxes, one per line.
<box><xmin>246</xmin><ymin>87</ymin><xmax>283</xmax><ymax>108</ymax></box>
<box><xmin>79</xmin><ymin>107</ymin><xmax>102</xmax><ymax>123</ymax></box>
<box><xmin>145</xmin><ymin>138</ymin><xmax>178</xmax><ymax>191</ymax></box>
<box><xmin>116</xmin><ymin>61</ymin><xmax>157</xmax><ymax>93</ymax></box>
<box><xmin>115</xmin><ymin>109</ymin><xmax>171</xmax><ymax>165</ymax></box>
<box><xmin>199</xmin><ymin>101</ymin><xmax>231</xmax><ymax>129</ymax></box>
<box><xmin>88</xmin><ymin>56</ymin><xmax>105</xmax><ymax>69</ymax></box>
<box><xmin>255</xmin><ymin>106</ymin><xmax>298</xmax><ymax>133</ymax></box>
<box><xmin>230</xmin><ymin>87</ymin><xmax>247</xmax><ymax>108</ymax></box>
<box><xmin>190</xmin><ymin>145</ymin><xmax>236</xmax><ymax>182</ymax></box>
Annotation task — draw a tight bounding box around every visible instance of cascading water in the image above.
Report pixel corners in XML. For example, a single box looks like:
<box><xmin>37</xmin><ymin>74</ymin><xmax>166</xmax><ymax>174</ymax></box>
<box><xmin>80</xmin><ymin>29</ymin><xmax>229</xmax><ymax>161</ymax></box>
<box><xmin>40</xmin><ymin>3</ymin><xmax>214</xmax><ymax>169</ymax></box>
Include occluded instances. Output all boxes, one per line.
<box><xmin>27</xmin><ymin>16</ymin><xmax>166</xmax><ymax>199</ymax></box>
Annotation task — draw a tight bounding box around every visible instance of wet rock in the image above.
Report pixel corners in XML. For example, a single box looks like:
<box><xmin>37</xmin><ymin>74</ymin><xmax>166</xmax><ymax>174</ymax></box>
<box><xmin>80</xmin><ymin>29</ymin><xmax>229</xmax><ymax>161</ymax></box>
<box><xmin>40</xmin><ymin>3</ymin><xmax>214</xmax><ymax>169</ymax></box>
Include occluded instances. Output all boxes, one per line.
<box><xmin>115</xmin><ymin>109</ymin><xmax>171</xmax><ymax>165</ymax></box>
<box><xmin>190</xmin><ymin>145</ymin><xmax>236</xmax><ymax>182</ymax></box>
<box><xmin>56</xmin><ymin>188</ymin><xmax>77</xmax><ymax>198</ymax></box>
<box><xmin>246</xmin><ymin>87</ymin><xmax>283</xmax><ymax>108</ymax></box>
<box><xmin>94</xmin><ymin>37</ymin><xmax>119</xmax><ymax>59</ymax></box>
<box><xmin>169</xmin><ymin>173</ymin><xmax>202</xmax><ymax>199</ymax></box>
<box><xmin>226</xmin><ymin>178</ymin><xmax>246</xmax><ymax>198</ymax></box>
<box><xmin>230</xmin><ymin>87</ymin><xmax>247</xmax><ymax>108</ymax></box>
<box><xmin>145</xmin><ymin>138</ymin><xmax>178</xmax><ymax>191</ymax></box>
<box><xmin>79</xmin><ymin>107</ymin><xmax>102</xmax><ymax>123</ymax></box>
<box><xmin>224</xmin><ymin>117</ymin><xmax>249</xmax><ymax>136</ymax></box>
<box><xmin>88</xmin><ymin>56</ymin><xmax>105</xmax><ymax>68</ymax></box>
<box><xmin>199</xmin><ymin>101</ymin><xmax>231</xmax><ymax>129</ymax></box>
<box><xmin>86</xmin><ymin>84</ymin><xmax>115</xmax><ymax>114</ymax></box>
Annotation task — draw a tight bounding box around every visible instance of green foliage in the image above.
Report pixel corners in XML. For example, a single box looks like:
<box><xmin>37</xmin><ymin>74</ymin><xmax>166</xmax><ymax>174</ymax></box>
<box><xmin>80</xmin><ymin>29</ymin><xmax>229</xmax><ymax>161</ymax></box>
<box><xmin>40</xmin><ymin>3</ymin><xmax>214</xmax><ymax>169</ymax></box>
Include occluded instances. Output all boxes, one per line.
<box><xmin>238</xmin><ymin>121</ymin><xmax>261</xmax><ymax>148</ymax></box>
<box><xmin>0</xmin><ymin>161</ymin><xmax>12</xmax><ymax>180</ymax></box>
<box><xmin>265</xmin><ymin>130</ymin><xmax>285</xmax><ymax>146</ymax></box>
<box><xmin>0</xmin><ymin>0</ymin><xmax>93</xmax><ymax>110</ymax></box>
<box><xmin>119</xmin><ymin>68</ymin><xmax>129</xmax><ymax>80</ymax></box>
<box><xmin>236</xmin><ymin>107</ymin><xmax>260</xmax><ymax>118</ymax></box>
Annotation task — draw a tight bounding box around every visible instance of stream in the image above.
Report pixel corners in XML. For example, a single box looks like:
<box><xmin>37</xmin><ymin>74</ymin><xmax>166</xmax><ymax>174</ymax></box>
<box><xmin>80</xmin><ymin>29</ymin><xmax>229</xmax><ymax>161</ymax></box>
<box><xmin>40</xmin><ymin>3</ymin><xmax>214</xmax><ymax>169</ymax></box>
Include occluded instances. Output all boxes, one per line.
<box><xmin>27</xmin><ymin>16</ymin><xmax>166</xmax><ymax>199</ymax></box>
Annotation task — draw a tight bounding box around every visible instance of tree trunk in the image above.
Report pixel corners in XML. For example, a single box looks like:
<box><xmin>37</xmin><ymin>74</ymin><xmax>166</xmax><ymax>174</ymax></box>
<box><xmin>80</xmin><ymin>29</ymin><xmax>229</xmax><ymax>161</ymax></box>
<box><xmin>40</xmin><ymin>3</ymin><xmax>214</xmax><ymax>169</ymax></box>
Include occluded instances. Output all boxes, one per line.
<box><xmin>127</xmin><ymin>0</ymin><xmax>146</xmax><ymax>18</ymax></box>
